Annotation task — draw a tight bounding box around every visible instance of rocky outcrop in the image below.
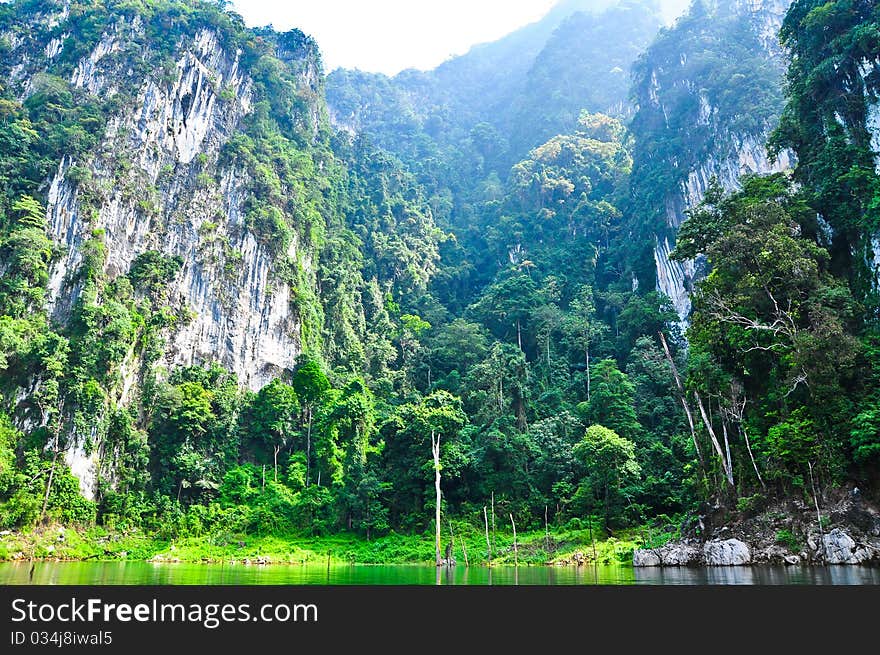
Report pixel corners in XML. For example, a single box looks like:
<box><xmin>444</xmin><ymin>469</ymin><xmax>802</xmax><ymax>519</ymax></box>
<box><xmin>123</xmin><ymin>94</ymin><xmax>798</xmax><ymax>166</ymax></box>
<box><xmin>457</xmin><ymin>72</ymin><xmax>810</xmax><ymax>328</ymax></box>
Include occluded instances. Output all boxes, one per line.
<box><xmin>13</xmin><ymin>14</ymin><xmax>325</xmax><ymax>381</ymax></box>
<box><xmin>820</xmin><ymin>529</ymin><xmax>877</xmax><ymax>565</ymax></box>
<box><xmin>40</xmin><ymin>23</ymin><xmax>303</xmax><ymax>393</ymax></box>
<box><xmin>635</xmin><ymin>0</ymin><xmax>795</xmax><ymax>323</ymax></box>
<box><xmin>633</xmin><ymin>538</ymin><xmax>750</xmax><ymax>567</ymax></box>
<box><xmin>859</xmin><ymin>59</ymin><xmax>880</xmax><ymax>285</ymax></box>
<box><xmin>822</xmin><ymin>529</ymin><xmax>857</xmax><ymax>564</ymax></box>
<box><xmin>703</xmin><ymin>539</ymin><xmax>751</xmax><ymax>566</ymax></box>
<box><xmin>3</xmin><ymin>6</ymin><xmax>326</xmax><ymax>498</ymax></box>
<box><xmin>636</xmin><ymin>490</ymin><xmax>880</xmax><ymax>567</ymax></box>
<box><xmin>633</xmin><ymin>541</ymin><xmax>701</xmax><ymax>567</ymax></box>
<box><xmin>632</xmin><ymin>549</ymin><xmax>662</xmax><ymax>567</ymax></box>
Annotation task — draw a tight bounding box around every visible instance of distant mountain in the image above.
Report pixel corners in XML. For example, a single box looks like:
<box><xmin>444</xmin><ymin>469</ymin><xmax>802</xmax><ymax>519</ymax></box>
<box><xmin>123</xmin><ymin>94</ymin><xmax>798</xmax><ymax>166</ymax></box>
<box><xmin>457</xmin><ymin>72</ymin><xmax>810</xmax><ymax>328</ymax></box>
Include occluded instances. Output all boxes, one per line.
<box><xmin>327</xmin><ymin>0</ymin><xmax>664</xmax><ymax>179</ymax></box>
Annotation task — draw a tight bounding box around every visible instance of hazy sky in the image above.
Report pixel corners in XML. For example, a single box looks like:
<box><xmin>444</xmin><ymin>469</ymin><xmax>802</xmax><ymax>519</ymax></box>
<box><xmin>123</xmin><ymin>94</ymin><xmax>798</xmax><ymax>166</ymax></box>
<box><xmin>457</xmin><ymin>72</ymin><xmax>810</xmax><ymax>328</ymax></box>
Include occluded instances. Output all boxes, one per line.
<box><xmin>230</xmin><ymin>0</ymin><xmax>692</xmax><ymax>76</ymax></box>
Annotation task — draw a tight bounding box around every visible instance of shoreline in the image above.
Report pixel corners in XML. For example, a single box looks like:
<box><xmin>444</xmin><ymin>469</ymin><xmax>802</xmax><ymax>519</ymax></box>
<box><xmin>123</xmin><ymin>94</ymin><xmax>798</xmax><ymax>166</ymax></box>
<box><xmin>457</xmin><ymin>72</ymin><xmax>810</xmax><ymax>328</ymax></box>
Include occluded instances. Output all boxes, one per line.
<box><xmin>0</xmin><ymin>523</ymin><xmax>645</xmax><ymax>568</ymax></box>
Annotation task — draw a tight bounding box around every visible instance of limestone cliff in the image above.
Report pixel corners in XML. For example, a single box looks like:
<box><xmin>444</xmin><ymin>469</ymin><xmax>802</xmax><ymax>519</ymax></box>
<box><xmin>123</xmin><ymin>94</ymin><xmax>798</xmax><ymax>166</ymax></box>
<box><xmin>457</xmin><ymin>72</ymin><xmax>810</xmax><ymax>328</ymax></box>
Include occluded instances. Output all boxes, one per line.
<box><xmin>6</xmin><ymin>11</ymin><xmax>324</xmax><ymax>393</ymax></box>
<box><xmin>0</xmin><ymin>1</ymin><xmax>332</xmax><ymax>497</ymax></box>
<box><xmin>630</xmin><ymin>0</ymin><xmax>794</xmax><ymax>321</ymax></box>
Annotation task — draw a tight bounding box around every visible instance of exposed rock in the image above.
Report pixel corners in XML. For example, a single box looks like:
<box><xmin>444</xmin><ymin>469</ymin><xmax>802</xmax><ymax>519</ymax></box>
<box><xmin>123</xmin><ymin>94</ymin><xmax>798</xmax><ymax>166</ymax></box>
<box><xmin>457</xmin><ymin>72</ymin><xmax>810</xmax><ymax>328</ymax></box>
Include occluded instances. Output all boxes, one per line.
<box><xmin>784</xmin><ymin>555</ymin><xmax>800</xmax><ymax>565</ymax></box>
<box><xmin>852</xmin><ymin>547</ymin><xmax>875</xmax><ymax>564</ymax></box>
<box><xmin>639</xmin><ymin>1</ymin><xmax>795</xmax><ymax>324</ymax></box>
<box><xmin>823</xmin><ymin>529</ymin><xmax>857</xmax><ymax>564</ymax></box>
<box><xmin>3</xmin><ymin>6</ymin><xmax>331</xmax><ymax>499</ymax></box>
<box><xmin>633</xmin><ymin>542</ymin><xmax>701</xmax><ymax>567</ymax></box>
<box><xmin>703</xmin><ymin>539</ymin><xmax>751</xmax><ymax>566</ymax></box>
<box><xmin>632</xmin><ymin>549</ymin><xmax>661</xmax><ymax>567</ymax></box>
<box><xmin>751</xmin><ymin>544</ymin><xmax>790</xmax><ymax>564</ymax></box>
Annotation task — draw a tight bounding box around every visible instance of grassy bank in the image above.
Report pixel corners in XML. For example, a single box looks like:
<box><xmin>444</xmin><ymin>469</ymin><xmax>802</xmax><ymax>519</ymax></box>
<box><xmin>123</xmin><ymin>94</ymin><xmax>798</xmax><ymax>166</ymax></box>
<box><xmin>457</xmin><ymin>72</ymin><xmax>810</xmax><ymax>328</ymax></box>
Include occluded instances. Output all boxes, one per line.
<box><xmin>0</xmin><ymin>521</ymin><xmax>667</xmax><ymax>566</ymax></box>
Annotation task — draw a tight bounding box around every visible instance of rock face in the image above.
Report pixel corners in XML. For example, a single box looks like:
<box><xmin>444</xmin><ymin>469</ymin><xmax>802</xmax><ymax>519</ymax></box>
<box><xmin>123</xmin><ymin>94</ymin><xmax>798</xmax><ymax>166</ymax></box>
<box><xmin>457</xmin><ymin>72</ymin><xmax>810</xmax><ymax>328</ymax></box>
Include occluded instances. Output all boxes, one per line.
<box><xmin>821</xmin><ymin>529</ymin><xmax>876</xmax><ymax>565</ymax></box>
<box><xmin>823</xmin><ymin>528</ymin><xmax>857</xmax><ymax>564</ymax></box>
<box><xmin>2</xmin><ymin>6</ymin><xmax>326</xmax><ymax>498</ymax></box>
<box><xmin>632</xmin><ymin>0</ymin><xmax>794</xmax><ymax>323</ymax></box>
<box><xmin>703</xmin><ymin>539</ymin><xmax>751</xmax><ymax>566</ymax></box>
<box><xmin>636</xmin><ymin>492</ymin><xmax>880</xmax><ymax>568</ymax></box>
<box><xmin>632</xmin><ymin>549</ymin><xmax>662</xmax><ymax>567</ymax></box>
<box><xmin>858</xmin><ymin>59</ymin><xmax>880</xmax><ymax>286</ymax></box>
<box><xmin>632</xmin><ymin>542</ymin><xmax>701</xmax><ymax>567</ymax></box>
<box><xmin>34</xmin><ymin>20</ymin><xmax>310</xmax><ymax>391</ymax></box>
<box><xmin>633</xmin><ymin>539</ymin><xmax>750</xmax><ymax>567</ymax></box>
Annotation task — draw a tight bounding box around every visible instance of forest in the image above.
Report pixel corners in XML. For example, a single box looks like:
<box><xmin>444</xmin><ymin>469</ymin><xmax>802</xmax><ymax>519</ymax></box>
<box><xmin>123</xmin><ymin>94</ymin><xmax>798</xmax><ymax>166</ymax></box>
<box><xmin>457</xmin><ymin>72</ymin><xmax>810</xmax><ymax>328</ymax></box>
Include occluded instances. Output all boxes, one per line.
<box><xmin>0</xmin><ymin>0</ymin><xmax>878</xmax><ymax>565</ymax></box>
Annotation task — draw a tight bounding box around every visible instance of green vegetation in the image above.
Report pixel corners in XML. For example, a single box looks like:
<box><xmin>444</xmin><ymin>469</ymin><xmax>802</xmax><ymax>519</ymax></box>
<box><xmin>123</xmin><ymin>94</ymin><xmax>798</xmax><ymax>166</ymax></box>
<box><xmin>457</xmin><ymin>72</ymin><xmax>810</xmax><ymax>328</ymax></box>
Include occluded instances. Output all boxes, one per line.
<box><xmin>627</xmin><ymin>1</ymin><xmax>787</xmax><ymax>283</ymax></box>
<box><xmin>0</xmin><ymin>519</ymin><xmax>648</xmax><ymax>566</ymax></box>
<box><xmin>0</xmin><ymin>0</ymin><xmax>878</xmax><ymax>568</ymax></box>
<box><xmin>770</xmin><ymin>0</ymin><xmax>880</xmax><ymax>304</ymax></box>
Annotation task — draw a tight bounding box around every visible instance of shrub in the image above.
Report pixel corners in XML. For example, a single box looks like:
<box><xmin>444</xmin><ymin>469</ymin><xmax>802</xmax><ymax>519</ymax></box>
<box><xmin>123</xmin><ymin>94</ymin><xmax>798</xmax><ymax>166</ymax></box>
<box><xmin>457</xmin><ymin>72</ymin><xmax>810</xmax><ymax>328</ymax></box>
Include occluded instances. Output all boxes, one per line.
<box><xmin>775</xmin><ymin>529</ymin><xmax>800</xmax><ymax>552</ymax></box>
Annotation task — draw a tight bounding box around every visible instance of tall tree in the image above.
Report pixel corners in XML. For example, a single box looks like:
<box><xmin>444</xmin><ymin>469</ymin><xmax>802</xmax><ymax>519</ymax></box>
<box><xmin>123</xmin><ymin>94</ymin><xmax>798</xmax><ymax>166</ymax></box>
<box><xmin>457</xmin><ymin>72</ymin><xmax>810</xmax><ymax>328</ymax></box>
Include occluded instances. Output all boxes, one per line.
<box><xmin>292</xmin><ymin>358</ymin><xmax>331</xmax><ymax>487</ymax></box>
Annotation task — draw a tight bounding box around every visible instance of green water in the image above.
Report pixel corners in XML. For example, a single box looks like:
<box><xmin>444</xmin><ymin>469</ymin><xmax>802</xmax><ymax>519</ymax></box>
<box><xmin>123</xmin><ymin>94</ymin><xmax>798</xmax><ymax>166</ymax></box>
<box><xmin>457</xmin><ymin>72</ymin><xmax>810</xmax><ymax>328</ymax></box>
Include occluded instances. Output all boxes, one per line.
<box><xmin>1</xmin><ymin>561</ymin><xmax>878</xmax><ymax>585</ymax></box>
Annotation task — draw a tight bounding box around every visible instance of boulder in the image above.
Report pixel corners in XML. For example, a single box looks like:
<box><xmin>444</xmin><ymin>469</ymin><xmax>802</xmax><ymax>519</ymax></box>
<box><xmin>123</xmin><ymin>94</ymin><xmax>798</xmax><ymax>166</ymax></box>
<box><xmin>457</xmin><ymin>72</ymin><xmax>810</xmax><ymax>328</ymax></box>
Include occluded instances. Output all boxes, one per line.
<box><xmin>659</xmin><ymin>543</ymin><xmax>701</xmax><ymax>566</ymax></box>
<box><xmin>632</xmin><ymin>549</ymin><xmax>661</xmax><ymax>567</ymax></box>
<box><xmin>823</xmin><ymin>529</ymin><xmax>857</xmax><ymax>564</ymax></box>
<box><xmin>852</xmin><ymin>547</ymin><xmax>874</xmax><ymax>564</ymax></box>
<box><xmin>703</xmin><ymin>539</ymin><xmax>751</xmax><ymax>566</ymax></box>
<box><xmin>633</xmin><ymin>541</ymin><xmax>701</xmax><ymax>566</ymax></box>
<box><xmin>784</xmin><ymin>555</ymin><xmax>800</xmax><ymax>565</ymax></box>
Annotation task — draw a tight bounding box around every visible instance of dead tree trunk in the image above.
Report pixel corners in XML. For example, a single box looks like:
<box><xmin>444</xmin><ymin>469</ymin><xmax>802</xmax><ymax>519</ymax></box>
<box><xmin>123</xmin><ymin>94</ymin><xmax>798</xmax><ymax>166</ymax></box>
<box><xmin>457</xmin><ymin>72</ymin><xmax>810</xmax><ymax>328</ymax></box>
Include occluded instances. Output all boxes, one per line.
<box><xmin>585</xmin><ymin>344</ymin><xmax>591</xmax><ymax>402</ymax></box>
<box><xmin>39</xmin><ymin>400</ymin><xmax>65</xmax><ymax>521</ymax></box>
<box><xmin>721</xmin><ymin>406</ymin><xmax>734</xmax><ymax>488</ymax></box>
<box><xmin>809</xmin><ymin>462</ymin><xmax>825</xmax><ymax>559</ymax></box>
<box><xmin>431</xmin><ymin>429</ymin><xmax>442</xmax><ymax>567</ymax></box>
<box><xmin>658</xmin><ymin>332</ymin><xmax>705</xmax><ymax>471</ymax></box>
<box><xmin>694</xmin><ymin>389</ymin><xmax>734</xmax><ymax>487</ymax></box>
<box><xmin>449</xmin><ymin>520</ymin><xmax>468</xmax><ymax>567</ymax></box>
<box><xmin>305</xmin><ymin>406</ymin><xmax>312</xmax><ymax>487</ymax></box>
<box><xmin>483</xmin><ymin>506</ymin><xmax>492</xmax><ymax>566</ymax></box>
<box><xmin>273</xmin><ymin>444</ymin><xmax>281</xmax><ymax>482</ymax></box>
<box><xmin>728</xmin><ymin>394</ymin><xmax>765</xmax><ymax>489</ymax></box>
<box><xmin>544</xmin><ymin>505</ymin><xmax>550</xmax><ymax>555</ymax></box>
<box><xmin>40</xmin><ymin>441</ymin><xmax>60</xmax><ymax>520</ymax></box>
<box><xmin>741</xmin><ymin>422</ymin><xmax>765</xmax><ymax>489</ymax></box>
<box><xmin>491</xmin><ymin>492</ymin><xmax>496</xmax><ymax>556</ymax></box>
<box><xmin>589</xmin><ymin>513</ymin><xmax>597</xmax><ymax>562</ymax></box>
<box><xmin>509</xmin><ymin>513</ymin><xmax>518</xmax><ymax>567</ymax></box>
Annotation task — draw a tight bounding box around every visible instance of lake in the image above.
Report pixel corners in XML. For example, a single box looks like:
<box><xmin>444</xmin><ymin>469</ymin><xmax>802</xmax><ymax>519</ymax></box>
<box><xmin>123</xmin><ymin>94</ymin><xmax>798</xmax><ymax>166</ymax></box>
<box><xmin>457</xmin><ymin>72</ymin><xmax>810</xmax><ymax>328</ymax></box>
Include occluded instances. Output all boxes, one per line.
<box><xmin>2</xmin><ymin>561</ymin><xmax>879</xmax><ymax>585</ymax></box>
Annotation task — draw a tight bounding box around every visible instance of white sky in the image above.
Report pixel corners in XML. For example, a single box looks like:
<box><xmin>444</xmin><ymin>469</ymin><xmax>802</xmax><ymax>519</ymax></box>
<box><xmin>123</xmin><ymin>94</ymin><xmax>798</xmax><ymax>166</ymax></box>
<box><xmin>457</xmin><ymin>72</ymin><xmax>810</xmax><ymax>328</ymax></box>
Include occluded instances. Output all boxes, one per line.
<box><xmin>230</xmin><ymin>0</ymin><xmax>691</xmax><ymax>76</ymax></box>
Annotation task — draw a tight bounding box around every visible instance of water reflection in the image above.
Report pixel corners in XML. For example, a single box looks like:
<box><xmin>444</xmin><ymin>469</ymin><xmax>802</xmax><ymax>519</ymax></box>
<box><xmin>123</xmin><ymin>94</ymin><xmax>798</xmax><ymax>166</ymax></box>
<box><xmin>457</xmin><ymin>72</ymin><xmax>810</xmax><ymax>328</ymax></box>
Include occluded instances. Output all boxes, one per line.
<box><xmin>633</xmin><ymin>564</ymin><xmax>880</xmax><ymax>586</ymax></box>
<box><xmin>1</xmin><ymin>561</ymin><xmax>877</xmax><ymax>585</ymax></box>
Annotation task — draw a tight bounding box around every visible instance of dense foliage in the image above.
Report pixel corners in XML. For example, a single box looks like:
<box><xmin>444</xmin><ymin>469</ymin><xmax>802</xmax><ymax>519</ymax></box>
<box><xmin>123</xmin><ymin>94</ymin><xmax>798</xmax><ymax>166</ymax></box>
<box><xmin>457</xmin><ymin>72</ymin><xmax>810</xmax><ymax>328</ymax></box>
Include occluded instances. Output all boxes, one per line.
<box><xmin>0</xmin><ymin>0</ymin><xmax>878</xmax><ymax>554</ymax></box>
<box><xmin>770</xmin><ymin>0</ymin><xmax>880</xmax><ymax>303</ymax></box>
<box><xmin>626</xmin><ymin>0</ymin><xmax>787</xmax><ymax>284</ymax></box>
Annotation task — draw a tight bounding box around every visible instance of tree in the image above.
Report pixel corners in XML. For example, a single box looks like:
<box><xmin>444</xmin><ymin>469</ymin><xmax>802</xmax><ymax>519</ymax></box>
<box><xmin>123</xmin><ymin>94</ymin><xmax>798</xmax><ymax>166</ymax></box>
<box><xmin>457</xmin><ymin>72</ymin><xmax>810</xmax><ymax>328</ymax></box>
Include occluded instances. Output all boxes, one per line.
<box><xmin>574</xmin><ymin>425</ymin><xmax>641</xmax><ymax>528</ymax></box>
<box><xmin>247</xmin><ymin>379</ymin><xmax>298</xmax><ymax>481</ymax></box>
<box><xmin>465</xmin><ymin>341</ymin><xmax>530</xmax><ymax>431</ymax></box>
<box><xmin>469</xmin><ymin>272</ymin><xmax>540</xmax><ymax>351</ymax></box>
<box><xmin>579</xmin><ymin>359</ymin><xmax>641</xmax><ymax>444</ymax></box>
<box><xmin>292</xmin><ymin>358</ymin><xmax>330</xmax><ymax>487</ymax></box>
<box><xmin>426</xmin><ymin>318</ymin><xmax>489</xmax><ymax>390</ymax></box>
<box><xmin>673</xmin><ymin>174</ymin><xmax>860</xmax><ymax>493</ymax></box>
<box><xmin>380</xmin><ymin>391</ymin><xmax>466</xmax><ymax>561</ymax></box>
<box><xmin>0</xmin><ymin>196</ymin><xmax>53</xmax><ymax>317</ymax></box>
<box><xmin>417</xmin><ymin>391</ymin><xmax>467</xmax><ymax>566</ymax></box>
<box><xmin>562</xmin><ymin>285</ymin><xmax>607</xmax><ymax>400</ymax></box>
<box><xmin>330</xmin><ymin>378</ymin><xmax>382</xmax><ymax>534</ymax></box>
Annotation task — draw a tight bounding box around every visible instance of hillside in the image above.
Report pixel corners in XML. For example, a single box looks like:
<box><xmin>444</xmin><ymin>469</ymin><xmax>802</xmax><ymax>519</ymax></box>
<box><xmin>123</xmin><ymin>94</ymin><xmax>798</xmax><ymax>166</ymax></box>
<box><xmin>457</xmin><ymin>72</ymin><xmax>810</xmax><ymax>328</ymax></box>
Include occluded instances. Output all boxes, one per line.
<box><xmin>0</xmin><ymin>0</ymin><xmax>878</xmax><ymax>565</ymax></box>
